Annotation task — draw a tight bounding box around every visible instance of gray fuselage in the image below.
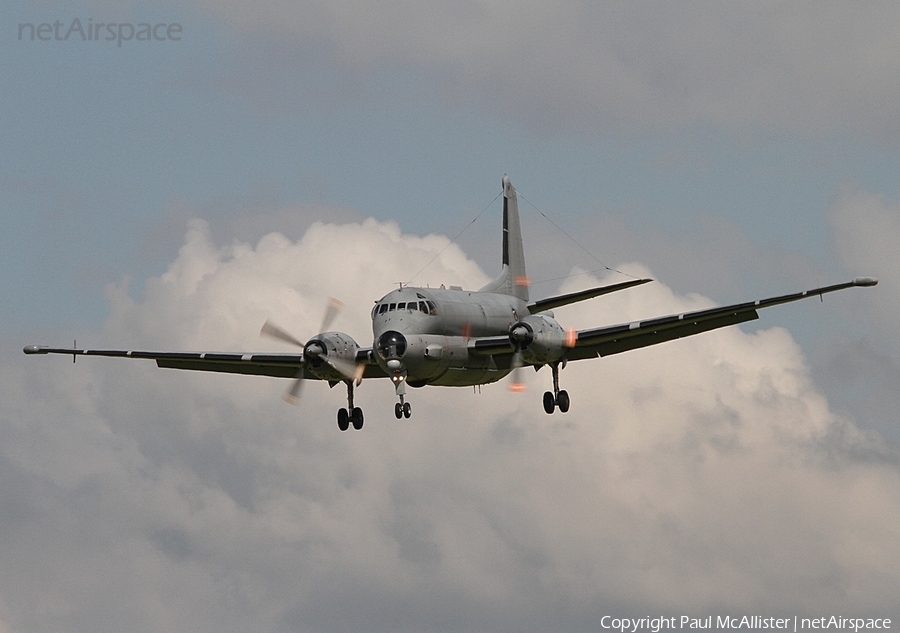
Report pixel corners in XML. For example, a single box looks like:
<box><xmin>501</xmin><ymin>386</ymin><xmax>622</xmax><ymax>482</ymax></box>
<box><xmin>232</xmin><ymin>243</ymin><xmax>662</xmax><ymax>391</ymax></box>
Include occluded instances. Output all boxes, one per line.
<box><xmin>371</xmin><ymin>286</ymin><xmax>528</xmax><ymax>387</ymax></box>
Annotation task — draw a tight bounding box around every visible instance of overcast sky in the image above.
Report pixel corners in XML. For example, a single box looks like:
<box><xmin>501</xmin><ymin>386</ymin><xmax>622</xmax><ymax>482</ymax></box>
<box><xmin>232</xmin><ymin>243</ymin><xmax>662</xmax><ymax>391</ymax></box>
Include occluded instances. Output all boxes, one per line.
<box><xmin>3</xmin><ymin>2</ymin><xmax>900</xmax><ymax>631</ymax></box>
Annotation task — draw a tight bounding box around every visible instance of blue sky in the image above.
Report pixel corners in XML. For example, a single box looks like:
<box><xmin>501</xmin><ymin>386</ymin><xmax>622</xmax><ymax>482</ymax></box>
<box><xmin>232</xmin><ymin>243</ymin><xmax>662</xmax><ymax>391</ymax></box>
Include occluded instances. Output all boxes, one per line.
<box><xmin>4</xmin><ymin>1</ymin><xmax>899</xmax><ymax>331</ymax></box>
<box><xmin>3</xmin><ymin>2</ymin><xmax>900</xmax><ymax>631</ymax></box>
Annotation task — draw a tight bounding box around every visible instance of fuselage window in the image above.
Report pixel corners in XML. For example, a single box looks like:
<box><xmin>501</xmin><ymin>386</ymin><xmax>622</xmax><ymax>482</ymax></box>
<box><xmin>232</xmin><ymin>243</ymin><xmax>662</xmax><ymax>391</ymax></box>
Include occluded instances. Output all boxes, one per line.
<box><xmin>378</xmin><ymin>304</ymin><xmax>388</xmax><ymax>314</ymax></box>
<box><xmin>397</xmin><ymin>302</ymin><xmax>406</xmax><ymax>310</ymax></box>
<box><xmin>426</xmin><ymin>300</ymin><xmax>437</xmax><ymax>315</ymax></box>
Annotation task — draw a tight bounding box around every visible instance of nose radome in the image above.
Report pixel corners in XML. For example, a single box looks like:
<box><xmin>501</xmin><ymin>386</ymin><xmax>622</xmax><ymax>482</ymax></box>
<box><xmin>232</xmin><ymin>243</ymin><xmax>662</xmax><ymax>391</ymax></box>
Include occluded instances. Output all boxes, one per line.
<box><xmin>377</xmin><ymin>330</ymin><xmax>407</xmax><ymax>359</ymax></box>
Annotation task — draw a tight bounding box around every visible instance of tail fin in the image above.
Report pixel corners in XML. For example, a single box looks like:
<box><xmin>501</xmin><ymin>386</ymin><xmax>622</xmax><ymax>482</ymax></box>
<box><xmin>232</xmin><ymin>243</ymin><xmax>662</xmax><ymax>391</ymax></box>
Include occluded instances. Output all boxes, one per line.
<box><xmin>479</xmin><ymin>175</ymin><xmax>529</xmax><ymax>301</ymax></box>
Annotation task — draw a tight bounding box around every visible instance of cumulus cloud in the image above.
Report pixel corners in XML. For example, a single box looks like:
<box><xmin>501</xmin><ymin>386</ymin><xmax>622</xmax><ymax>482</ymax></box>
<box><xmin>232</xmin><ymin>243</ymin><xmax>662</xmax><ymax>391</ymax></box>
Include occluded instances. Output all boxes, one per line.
<box><xmin>197</xmin><ymin>1</ymin><xmax>900</xmax><ymax>140</ymax></box>
<box><xmin>2</xmin><ymin>215</ymin><xmax>899</xmax><ymax>631</ymax></box>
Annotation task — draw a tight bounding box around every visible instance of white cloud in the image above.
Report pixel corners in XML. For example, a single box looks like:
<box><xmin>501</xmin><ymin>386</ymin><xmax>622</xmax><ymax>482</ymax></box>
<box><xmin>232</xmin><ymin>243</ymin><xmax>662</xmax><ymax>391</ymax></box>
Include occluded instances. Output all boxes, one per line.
<box><xmin>197</xmin><ymin>1</ymin><xmax>900</xmax><ymax>140</ymax></box>
<box><xmin>2</xmin><ymin>215</ymin><xmax>899</xmax><ymax>631</ymax></box>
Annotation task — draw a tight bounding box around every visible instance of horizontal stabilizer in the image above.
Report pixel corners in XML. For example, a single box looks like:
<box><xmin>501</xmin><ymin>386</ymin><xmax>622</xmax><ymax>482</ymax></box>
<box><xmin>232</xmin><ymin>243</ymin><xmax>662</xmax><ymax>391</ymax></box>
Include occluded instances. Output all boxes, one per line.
<box><xmin>527</xmin><ymin>278</ymin><xmax>652</xmax><ymax>313</ymax></box>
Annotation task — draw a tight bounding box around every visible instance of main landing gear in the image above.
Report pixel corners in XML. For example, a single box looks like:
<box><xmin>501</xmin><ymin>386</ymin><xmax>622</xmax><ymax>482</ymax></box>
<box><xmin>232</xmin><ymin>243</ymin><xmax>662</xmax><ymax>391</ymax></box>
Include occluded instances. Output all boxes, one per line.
<box><xmin>543</xmin><ymin>362</ymin><xmax>570</xmax><ymax>414</ymax></box>
<box><xmin>337</xmin><ymin>380</ymin><xmax>364</xmax><ymax>431</ymax></box>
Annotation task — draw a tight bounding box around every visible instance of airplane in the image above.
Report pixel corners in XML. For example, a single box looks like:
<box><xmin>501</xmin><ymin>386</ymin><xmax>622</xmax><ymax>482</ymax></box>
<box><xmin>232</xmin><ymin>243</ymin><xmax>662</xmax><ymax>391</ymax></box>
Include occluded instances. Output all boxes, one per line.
<box><xmin>24</xmin><ymin>176</ymin><xmax>878</xmax><ymax>431</ymax></box>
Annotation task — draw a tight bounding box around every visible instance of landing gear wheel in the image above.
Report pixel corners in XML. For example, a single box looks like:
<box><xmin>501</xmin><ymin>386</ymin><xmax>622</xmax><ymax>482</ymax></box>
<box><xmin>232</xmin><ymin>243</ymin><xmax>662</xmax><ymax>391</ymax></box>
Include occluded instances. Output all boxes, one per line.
<box><xmin>543</xmin><ymin>391</ymin><xmax>556</xmax><ymax>414</ymax></box>
<box><xmin>402</xmin><ymin>401</ymin><xmax>412</xmax><ymax>418</ymax></box>
<box><xmin>556</xmin><ymin>390</ymin><xmax>570</xmax><ymax>413</ymax></box>
<box><xmin>351</xmin><ymin>407</ymin><xmax>364</xmax><ymax>430</ymax></box>
<box><xmin>395</xmin><ymin>402</ymin><xmax>403</xmax><ymax>419</ymax></box>
<box><xmin>337</xmin><ymin>408</ymin><xmax>350</xmax><ymax>431</ymax></box>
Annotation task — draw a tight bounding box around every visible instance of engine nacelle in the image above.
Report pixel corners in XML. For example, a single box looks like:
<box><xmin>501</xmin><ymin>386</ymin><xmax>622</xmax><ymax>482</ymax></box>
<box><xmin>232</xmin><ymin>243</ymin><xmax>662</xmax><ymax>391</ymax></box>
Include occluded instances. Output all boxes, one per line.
<box><xmin>304</xmin><ymin>331</ymin><xmax>360</xmax><ymax>381</ymax></box>
<box><xmin>510</xmin><ymin>314</ymin><xmax>567</xmax><ymax>365</ymax></box>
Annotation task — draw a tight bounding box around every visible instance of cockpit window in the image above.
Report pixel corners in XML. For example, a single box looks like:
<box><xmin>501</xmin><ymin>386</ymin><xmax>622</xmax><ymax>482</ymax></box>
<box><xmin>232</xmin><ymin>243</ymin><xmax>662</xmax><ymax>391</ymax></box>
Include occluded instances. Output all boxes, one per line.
<box><xmin>377</xmin><ymin>299</ymin><xmax>435</xmax><ymax>316</ymax></box>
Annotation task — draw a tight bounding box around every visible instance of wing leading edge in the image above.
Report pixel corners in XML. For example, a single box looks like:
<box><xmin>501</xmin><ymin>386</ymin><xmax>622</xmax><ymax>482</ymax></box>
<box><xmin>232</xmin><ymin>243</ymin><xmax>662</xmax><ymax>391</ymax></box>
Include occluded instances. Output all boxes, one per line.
<box><xmin>567</xmin><ymin>277</ymin><xmax>877</xmax><ymax>361</ymax></box>
<box><xmin>22</xmin><ymin>346</ymin><xmax>388</xmax><ymax>379</ymax></box>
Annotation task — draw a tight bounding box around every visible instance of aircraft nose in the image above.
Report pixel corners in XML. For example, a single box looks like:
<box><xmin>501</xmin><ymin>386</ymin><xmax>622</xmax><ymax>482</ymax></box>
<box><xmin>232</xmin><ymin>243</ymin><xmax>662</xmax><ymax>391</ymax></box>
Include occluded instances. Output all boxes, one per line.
<box><xmin>377</xmin><ymin>330</ymin><xmax>407</xmax><ymax>359</ymax></box>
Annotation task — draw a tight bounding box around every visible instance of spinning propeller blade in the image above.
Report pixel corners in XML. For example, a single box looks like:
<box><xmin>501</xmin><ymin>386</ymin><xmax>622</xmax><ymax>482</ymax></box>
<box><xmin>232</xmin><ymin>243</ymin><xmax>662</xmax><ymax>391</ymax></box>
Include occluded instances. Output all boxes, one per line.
<box><xmin>508</xmin><ymin>349</ymin><xmax>526</xmax><ymax>393</ymax></box>
<box><xmin>283</xmin><ymin>367</ymin><xmax>305</xmax><ymax>405</ymax></box>
<box><xmin>507</xmin><ymin>322</ymin><xmax>531</xmax><ymax>393</ymax></box>
<box><xmin>320</xmin><ymin>297</ymin><xmax>344</xmax><ymax>333</ymax></box>
<box><xmin>322</xmin><ymin>355</ymin><xmax>362</xmax><ymax>383</ymax></box>
<box><xmin>260</xmin><ymin>320</ymin><xmax>305</xmax><ymax>348</ymax></box>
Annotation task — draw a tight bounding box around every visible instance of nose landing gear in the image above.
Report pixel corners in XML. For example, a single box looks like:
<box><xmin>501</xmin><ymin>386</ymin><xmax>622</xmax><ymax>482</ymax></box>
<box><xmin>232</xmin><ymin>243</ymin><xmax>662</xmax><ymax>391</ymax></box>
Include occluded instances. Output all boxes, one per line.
<box><xmin>543</xmin><ymin>362</ymin><xmax>570</xmax><ymax>414</ymax></box>
<box><xmin>394</xmin><ymin>399</ymin><xmax>411</xmax><ymax>419</ymax></box>
<box><xmin>392</xmin><ymin>375</ymin><xmax>412</xmax><ymax>418</ymax></box>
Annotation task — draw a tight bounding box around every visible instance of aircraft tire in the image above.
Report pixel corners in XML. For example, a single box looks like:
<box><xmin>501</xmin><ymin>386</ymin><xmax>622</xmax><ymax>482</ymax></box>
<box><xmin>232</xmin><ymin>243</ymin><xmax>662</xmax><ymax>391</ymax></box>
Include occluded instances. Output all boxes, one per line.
<box><xmin>351</xmin><ymin>407</ymin><xmax>364</xmax><ymax>430</ymax></box>
<box><xmin>543</xmin><ymin>391</ymin><xmax>556</xmax><ymax>414</ymax></box>
<box><xmin>395</xmin><ymin>403</ymin><xmax>403</xmax><ymax>419</ymax></box>
<box><xmin>402</xmin><ymin>402</ymin><xmax>412</xmax><ymax>418</ymax></box>
<box><xmin>338</xmin><ymin>408</ymin><xmax>350</xmax><ymax>431</ymax></box>
<box><xmin>557</xmin><ymin>390</ymin><xmax>570</xmax><ymax>413</ymax></box>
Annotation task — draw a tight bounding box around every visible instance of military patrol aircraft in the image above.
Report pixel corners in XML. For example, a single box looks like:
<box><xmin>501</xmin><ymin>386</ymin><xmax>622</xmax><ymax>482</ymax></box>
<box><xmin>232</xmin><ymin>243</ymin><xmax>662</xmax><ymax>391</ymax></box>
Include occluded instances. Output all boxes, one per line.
<box><xmin>25</xmin><ymin>176</ymin><xmax>877</xmax><ymax>431</ymax></box>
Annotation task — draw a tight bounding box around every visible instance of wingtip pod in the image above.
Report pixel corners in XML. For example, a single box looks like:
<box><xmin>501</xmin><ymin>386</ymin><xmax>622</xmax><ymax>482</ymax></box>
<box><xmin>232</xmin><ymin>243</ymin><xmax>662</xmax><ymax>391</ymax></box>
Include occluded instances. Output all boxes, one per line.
<box><xmin>852</xmin><ymin>277</ymin><xmax>878</xmax><ymax>287</ymax></box>
<box><xmin>23</xmin><ymin>345</ymin><xmax>47</xmax><ymax>354</ymax></box>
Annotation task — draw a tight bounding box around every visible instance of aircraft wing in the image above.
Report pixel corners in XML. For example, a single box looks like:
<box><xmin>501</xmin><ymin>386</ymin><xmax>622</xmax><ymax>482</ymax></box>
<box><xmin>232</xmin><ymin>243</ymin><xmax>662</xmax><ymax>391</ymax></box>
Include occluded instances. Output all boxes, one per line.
<box><xmin>566</xmin><ymin>277</ymin><xmax>877</xmax><ymax>361</ymax></box>
<box><xmin>22</xmin><ymin>346</ymin><xmax>389</xmax><ymax>379</ymax></box>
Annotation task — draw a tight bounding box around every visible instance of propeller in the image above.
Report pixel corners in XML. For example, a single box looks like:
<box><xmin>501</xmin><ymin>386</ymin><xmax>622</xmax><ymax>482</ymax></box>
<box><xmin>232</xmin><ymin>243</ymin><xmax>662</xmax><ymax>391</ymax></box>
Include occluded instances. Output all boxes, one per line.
<box><xmin>508</xmin><ymin>349</ymin><xmax>526</xmax><ymax>393</ymax></box>
<box><xmin>260</xmin><ymin>320</ymin><xmax>305</xmax><ymax>348</ymax></box>
<box><xmin>260</xmin><ymin>297</ymin><xmax>360</xmax><ymax>405</ymax></box>
<box><xmin>508</xmin><ymin>322</ymin><xmax>532</xmax><ymax>393</ymax></box>
<box><xmin>319</xmin><ymin>297</ymin><xmax>344</xmax><ymax>333</ymax></box>
<box><xmin>262</xmin><ymin>325</ymin><xmax>308</xmax><ymax>405</ymax></box>
<box><xmin>283</xmin><ymin>366</ymin><xmax>305</xmax><ymax>406</ymax></box>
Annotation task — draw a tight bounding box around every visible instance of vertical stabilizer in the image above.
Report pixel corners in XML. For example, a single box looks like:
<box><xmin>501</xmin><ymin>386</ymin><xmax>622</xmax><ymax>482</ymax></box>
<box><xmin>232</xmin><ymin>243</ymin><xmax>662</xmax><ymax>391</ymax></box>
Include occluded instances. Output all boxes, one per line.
<box><xmin>479</xmin><ymin>175</ymin><xmax>529</xmax><ymax>301</ymax></box>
